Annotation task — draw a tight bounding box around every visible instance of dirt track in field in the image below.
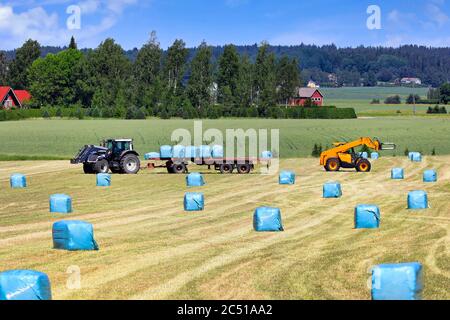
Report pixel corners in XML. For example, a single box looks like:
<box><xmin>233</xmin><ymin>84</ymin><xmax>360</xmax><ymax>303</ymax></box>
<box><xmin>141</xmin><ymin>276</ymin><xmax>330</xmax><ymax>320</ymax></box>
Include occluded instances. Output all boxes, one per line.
<box><xmin>0</xmin><ymin>157</ymin><xmax>449</xmax><ymax>300</ymax></box>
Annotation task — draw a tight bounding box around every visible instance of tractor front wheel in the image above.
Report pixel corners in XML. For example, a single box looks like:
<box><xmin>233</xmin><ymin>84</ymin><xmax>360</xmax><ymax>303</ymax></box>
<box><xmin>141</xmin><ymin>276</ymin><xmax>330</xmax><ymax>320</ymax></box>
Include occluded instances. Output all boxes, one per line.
<box><xmin>83</xmin><ymin>163</ymin><xmax>95</xmax><ymax>174</ymax></box>
<box><xmin>94</xmin><ymin>159</ymin><xmax>110</xmax><ymax>174</ymax></box>
<box><xmin>325</xmin><ymin>158</ymin><xmax>341</xmax><ymax>172</ymax></box>
<box><xmin>120</xmin><ymin>154</ymin><xmax>140</xmax><ymax>174</ymax></box>
<box><xmin>356</xmin><ymin>159</ymin><xmax>371</xmax><ymax>172</ymax></box>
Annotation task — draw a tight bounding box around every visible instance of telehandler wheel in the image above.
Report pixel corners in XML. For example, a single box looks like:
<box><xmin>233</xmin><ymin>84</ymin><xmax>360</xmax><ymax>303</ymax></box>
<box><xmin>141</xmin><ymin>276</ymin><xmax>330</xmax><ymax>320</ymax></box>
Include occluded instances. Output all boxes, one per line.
<box><xmin>356</xmin><ymin>159</ymin><xmax>371</xmax><ymax>172</ymax></box>
<box><xmin>83</xmin><ymin>163</ymin><xmax>95</xmax><ymax>174</ymax></box>
<box><xmin>172</xmin><ymin>163</ymin><xmax>187</xmax><ymax>174</ymax></box>
<box><xmin>120</xmin><ymin>154</ymin><xmax>140</xmax><ymax>174</ymax></box>
<box><xmin>325</xmin><ymin>158</ymin><xmax>341</xmax><ymax>172</ymax></box>
<box><xmin>236</xmin><ymin>163</ymin><xmax>251</xmax><ymax>174</ymax></box>
<box><xmin>220</xmin><ymin>163</ymin><xmax>234</xmax><ymax>174</ymax></box>
<box><xmin>94</xmin><ymin>159</ymin><xmax>109</xmax><ymax>174</ymax></box>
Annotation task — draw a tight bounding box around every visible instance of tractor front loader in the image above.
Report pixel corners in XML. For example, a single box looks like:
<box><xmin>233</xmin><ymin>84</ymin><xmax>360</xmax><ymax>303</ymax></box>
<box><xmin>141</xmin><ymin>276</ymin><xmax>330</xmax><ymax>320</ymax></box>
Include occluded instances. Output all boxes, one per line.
<box><xmin>320</xmin><ymin>137</ymin><xmax>395</xmax><ymax>172</ymax></box>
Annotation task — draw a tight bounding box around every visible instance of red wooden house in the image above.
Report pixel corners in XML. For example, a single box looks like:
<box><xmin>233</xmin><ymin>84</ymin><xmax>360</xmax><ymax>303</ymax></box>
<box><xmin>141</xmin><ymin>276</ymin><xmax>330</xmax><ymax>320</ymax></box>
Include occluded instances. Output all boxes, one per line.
<box><xmin>289</xmin><ymin>88</ymin><xmax>324</xmax><ymax>107</ymax></box>
<box><xmin>0</xmin><ymin>86</ymin><xmax>32</xmax><ymax>109</ymax></box>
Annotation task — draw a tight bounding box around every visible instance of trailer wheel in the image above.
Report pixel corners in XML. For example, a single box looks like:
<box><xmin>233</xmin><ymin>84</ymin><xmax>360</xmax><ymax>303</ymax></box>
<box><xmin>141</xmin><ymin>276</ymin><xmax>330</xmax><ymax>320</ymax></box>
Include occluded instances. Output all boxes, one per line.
<box><xmin>220</xmin><ymin>163</ymin><xmax>234</xmax><ymax>174</ymax></box>
<box><xmin>83</xmin><ymin>163</ymin><xmax>95</xmax><ymax>174</ymax></box>
<box><xmin>94</xmin><ymin>159</ymin><xmax>110</xmax><ymax>174</ymax></box>
<box><xmin>172</xmin><ymin>163</ymin><xmax>187</xmax><ymax>174</ymax></box>
<box><xmin>237</xmin><ymin>163</ymin><xmax>251</xmax><ymax>174</ymax></box>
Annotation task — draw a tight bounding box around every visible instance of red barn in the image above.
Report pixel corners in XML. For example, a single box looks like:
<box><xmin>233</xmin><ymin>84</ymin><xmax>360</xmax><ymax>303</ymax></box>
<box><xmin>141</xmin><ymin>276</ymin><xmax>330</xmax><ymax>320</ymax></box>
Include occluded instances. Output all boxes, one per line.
<box><xmin>0</xmin><ymin>86</ymin><xmax>32</xmax><ymax>109</ymax></box>
<box><xmin>289</xmin><ymin>88</ymin><xmax>324</xmax><ymax>107</ymax></box>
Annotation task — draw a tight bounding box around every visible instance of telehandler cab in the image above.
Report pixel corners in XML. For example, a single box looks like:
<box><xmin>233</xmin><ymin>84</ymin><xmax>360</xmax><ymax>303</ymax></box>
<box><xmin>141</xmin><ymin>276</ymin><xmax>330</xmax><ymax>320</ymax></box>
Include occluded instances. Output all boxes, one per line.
<box><xmin>320</xmin><ymin>137</ymin><xmax>395</xmax><ymax>172</ymax></box>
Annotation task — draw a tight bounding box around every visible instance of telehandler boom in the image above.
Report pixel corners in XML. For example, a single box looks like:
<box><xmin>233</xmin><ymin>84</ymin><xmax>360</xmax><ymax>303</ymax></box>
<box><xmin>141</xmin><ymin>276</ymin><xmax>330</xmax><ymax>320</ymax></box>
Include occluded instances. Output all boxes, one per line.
<box><xmin>320</xmin><ymin>137</ymin><xmax>395</xmax><ymax>172</ymax></box>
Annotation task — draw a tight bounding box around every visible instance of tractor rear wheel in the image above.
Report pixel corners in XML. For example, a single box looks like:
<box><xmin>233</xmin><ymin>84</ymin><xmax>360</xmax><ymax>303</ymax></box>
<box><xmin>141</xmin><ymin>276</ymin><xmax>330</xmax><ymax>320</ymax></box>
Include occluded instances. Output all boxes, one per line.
<box><xmin>236</xmin><ymin>163</ymin><xmax>251</xmax><ymax>174</ymax></box>
<box><xmin>94</xmin><ymin>159</ymin><xmax>110</xmax><ymax>174</ymax></box>
<box><xmin>83</xmin><ymin>163</ymin><xmax>95</xmax><ymax>174</ymax></box>
<box><xmin>120</xmin><ymin>154</ymin><xmax>140</xmax><ymax>174</ymax></box>
<box><xmin>356</xmin><ymin>159</ymin><xmax>371</xmax><ymax>172</ymax></box>
<box><xmin>220</xmin><ymin>163</ymin><xmax>234</xmax><ymax>174</ymax></box>
<box><xmin>325</xmin><ymin>158</ymin><xmax>341</xmax><ymax>172</ymax></box>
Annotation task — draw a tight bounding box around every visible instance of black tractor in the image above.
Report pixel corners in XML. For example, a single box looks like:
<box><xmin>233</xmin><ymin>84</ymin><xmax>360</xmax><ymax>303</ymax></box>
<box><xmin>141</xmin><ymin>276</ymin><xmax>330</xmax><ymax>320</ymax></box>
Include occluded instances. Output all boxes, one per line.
<box><xmin>71</xmin><ymin>139</ymin><xmax>141</xmax><ymax>174</ymax></box>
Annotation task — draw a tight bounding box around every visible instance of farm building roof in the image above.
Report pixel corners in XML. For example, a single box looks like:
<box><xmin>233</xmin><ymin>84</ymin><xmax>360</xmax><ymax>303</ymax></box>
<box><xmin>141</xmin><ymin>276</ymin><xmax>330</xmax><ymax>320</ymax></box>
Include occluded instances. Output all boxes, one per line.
<box><xmin>297</xmin><ymin>88</ymin><xmax>323</xmax><ymax>98</ymax></box>
<box><xmin>14</xmin><ymin>90</ymin><xmax>32</xmax><ymax>104</ymax></box>
<box><xmin>0</xmin><ymin>86</ymin><xmax>31</xmax><ymax>108</ymax></box>
<box><xmin>0</xmin><ymin>86</ymin><xmax>13</xmax><ymax>101</ymax></box>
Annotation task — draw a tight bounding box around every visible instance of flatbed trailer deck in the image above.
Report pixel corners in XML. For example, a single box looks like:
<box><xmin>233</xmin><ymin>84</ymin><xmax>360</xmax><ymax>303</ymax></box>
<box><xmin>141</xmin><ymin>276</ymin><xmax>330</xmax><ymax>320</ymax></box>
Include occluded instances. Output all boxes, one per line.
<box><xmin>145</xmin><ymin>157</ymin><xmax>271</xmax><ymax>174</ymax></box>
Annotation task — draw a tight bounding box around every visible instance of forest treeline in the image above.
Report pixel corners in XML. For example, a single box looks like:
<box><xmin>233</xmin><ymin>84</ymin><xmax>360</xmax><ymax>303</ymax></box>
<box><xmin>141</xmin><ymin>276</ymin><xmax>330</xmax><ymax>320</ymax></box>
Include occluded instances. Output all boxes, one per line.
<box><xmin>4</xmin><ymin>39</ymin><xmax>450</xmax><ymax>88</ymax></box>
<box><xmin>1</xmin><ymin>34</ymin><xmax>449</xmax><ymax>119</ymax></box>
<box><xmin>1</xmin><ymin>34</ymin><xmax>304</xmax><ymax>119</ymax></box>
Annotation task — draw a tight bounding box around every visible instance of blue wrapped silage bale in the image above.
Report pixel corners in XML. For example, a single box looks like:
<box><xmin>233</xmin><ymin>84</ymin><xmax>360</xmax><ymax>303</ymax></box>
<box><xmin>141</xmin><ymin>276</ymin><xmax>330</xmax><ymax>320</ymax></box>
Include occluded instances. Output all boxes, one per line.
<box><xmin>186</xmin><ymin>173</ymin><xmax>205</xmax><ymax>187</ymax></box>
<box><xmin>160</xmin><ymin>145</ymin><xmax>173</xmax><ymax>159</ymax></box>
<box><xmin>371</xmin><ymin>152</ymin><xmax>379</xmax><ymax>160</ymax></box>
<box><xmin>354</xmin><ymin>205</ymin><xmax>380</xmax><ymax>229</ymax></box>
<box><xmin>185</xmin><ymin>146</ymin><xmax>199</xmax><ymax>158</ymax></box>
<box><xmin>144</xmin><ymin>152</ymin><xmax>160</xmax><ymax>160</ymax></box>
<box><xmin>423</xmin><ymin>170</ymin><xmax>437</xmax><ymax>183</ymax></box>
<box><xmin>50</xmin><ymin>194</ymin><xmax>72</xmax><ymax>214</ymax></box>
<box><xmin>172</xmin><ymin>145</ymin><xmax>186</xmax><ymax>159</ymax></box>
<box><xmin>200</xmin><ymin>145</ymin><xmax>212</xmax><ymax>159</ymax></box>
<box><xmin>409</xmin><ymin>152</ymin><xmax>422</xmax><ymax>162</ymax></box>
<box><xmin>253</xmin><ymin>207</ymin><xmax>284</xmax><ymax>232</ymax></box>
<box><xmin>96</xmin><ymin>173</ymin><xmax>111</xmax><ymax>187</ymax></box>
<box><xmin>408</xmin><ymin>191</ymin><xmax>428</xmax><ymax>210</ymax></box>
<box><xmin>279</xmin><ymin>171</ymin><xmax>295</xmax><ymax>185</ymax></box>
<box><xmin>359</xmin><ymin>152</ymin><xmax>369</xmax><ymax>159</ymax></box>
<box><xmin>0</xmin><ymin>270</ymin><xmax>52</xmax><ymax>300</ymax></box>
<box><xmin>323</xmin><ymin>181</ymin><xmax>342</xmax><ymax>198</ymax></box>
<box><xmin>371</xmin><ymin>262</ymin><xmax>423</xmax><ymax>300</ymax></box>
<box><xmin>211</xmin><ymin>145</ymin><xmax>224</xmax><ymax>158</ymax></box>
<box><xmin>261</xmin><ymin>151</ymin><xmax>273</xmax><ymax>159</ymax></box>
<box><xmin>184</xmin><ymin>193</ymin><xmax>204</xmax><ymax>211</ymax></box>
<box><xmin>10</xmin><ymin>173</ymin><xmax>27</xmax><ymax>189</ymax></box>
<box><xmin>391</xmin><ymin>168</ymin><xmax>404</xmax><ymax>180</ymax></box>
<box><xmin>52</xmin><ymin>220</ymin><xmax>99</xmax><ymax>251</ymax></box>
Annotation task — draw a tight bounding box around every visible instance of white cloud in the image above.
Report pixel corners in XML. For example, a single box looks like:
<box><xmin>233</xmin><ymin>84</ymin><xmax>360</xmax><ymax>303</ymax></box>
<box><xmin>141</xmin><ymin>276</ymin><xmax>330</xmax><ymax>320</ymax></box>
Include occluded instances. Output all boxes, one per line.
<box><xmin>0</xmin><ymin>1</ymin><xmax>142</xmax><ymax>49</ymax></box>
<box><xmin>426</xmin><ymin>3</ymin><xmax>449</xmax><ymax>27</ymax></box>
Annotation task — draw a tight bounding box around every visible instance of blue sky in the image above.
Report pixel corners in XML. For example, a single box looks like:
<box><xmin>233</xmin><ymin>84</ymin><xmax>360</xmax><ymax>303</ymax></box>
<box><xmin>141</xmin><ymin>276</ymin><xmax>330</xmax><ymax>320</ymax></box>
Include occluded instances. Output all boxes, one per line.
<box><xmin>0</xmin><ymin>0</ymin><xmax>449</xmax><ymax>50</ymax></box>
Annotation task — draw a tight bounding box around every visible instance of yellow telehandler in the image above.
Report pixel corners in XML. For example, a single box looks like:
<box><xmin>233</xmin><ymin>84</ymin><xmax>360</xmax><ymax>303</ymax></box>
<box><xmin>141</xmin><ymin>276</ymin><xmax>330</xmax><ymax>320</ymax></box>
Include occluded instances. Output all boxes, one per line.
<box><xmin>320</xmin><ymin>137</ymin><xmax>395</xmax><ymax>172</ymax></box>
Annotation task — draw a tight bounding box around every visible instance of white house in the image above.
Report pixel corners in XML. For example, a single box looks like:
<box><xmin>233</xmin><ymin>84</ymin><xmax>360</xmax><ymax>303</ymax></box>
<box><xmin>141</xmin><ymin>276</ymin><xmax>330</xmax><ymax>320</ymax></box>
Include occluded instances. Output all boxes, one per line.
<box><xmin>401</xmin><ymin>77</ymin><xmax>422</xmax><ymax>85</ymax></box>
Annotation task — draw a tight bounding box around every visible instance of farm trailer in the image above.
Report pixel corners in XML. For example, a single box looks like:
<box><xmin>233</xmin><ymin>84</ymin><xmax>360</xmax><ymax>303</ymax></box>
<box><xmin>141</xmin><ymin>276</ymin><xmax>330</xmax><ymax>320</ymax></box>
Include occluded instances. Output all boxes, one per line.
<box><xmin>145</xmin><ymin>156</ymin><xmax>271</xmax><ymax>174</ymax></box>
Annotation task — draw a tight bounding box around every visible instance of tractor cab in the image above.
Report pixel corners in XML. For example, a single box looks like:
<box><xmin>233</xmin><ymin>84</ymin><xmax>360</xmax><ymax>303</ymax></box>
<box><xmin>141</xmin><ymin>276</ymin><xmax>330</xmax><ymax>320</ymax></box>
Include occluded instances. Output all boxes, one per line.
<box><xmin>101</xmin><ymin>139</ymin><xmax>134</xmax><ymax>159</ymax></box>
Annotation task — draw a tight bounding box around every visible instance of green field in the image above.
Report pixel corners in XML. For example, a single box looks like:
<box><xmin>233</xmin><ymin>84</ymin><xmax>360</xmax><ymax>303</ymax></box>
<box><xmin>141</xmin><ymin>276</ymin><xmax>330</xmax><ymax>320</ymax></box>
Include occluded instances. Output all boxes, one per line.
<box><xmin>321</xmin><ymin>87</ymin><xmax>446</xmax><ymax>116</ymax></box>
<box><xmin>1</xmin><ymin>118</ymin><xmax>449</xmax><ymax>159</ymax></box>
<box><xmin>321</xmin><ymin>87</ymin><xmax>429</xmax><ymax>100</ymax></box>
<box><xmin>1</xmin><ymin>157</ymin><xmax>448</xmax><ymax>299</ymax></box>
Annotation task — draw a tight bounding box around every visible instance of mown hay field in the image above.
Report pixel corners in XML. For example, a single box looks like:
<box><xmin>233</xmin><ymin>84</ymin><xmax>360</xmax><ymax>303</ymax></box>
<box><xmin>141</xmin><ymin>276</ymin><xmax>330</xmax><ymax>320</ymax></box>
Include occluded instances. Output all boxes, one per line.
<box><xmin>1</xmin><ymin>118</ymin><xmax>450</xmax><ymax>160</ymax></box>
<box><xmin>0</xmin><ymin>157</ymin><xmax>448</xmax><ymax>300</ymax></box>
